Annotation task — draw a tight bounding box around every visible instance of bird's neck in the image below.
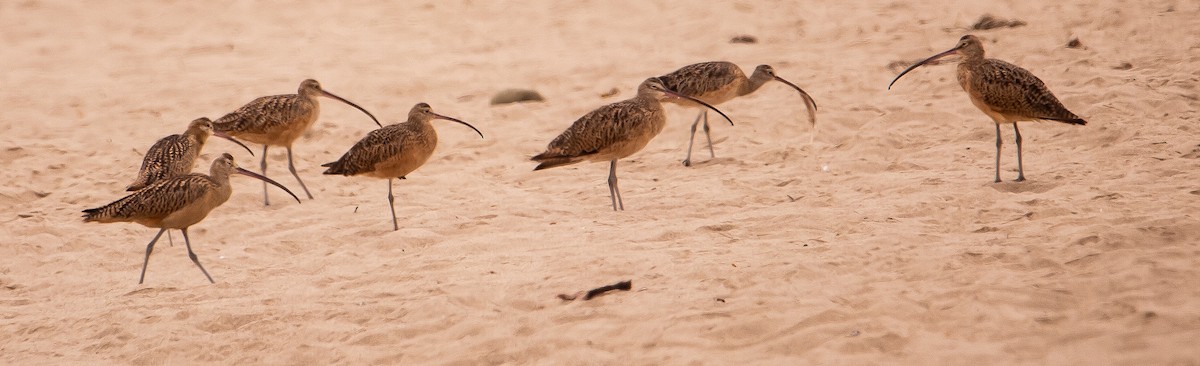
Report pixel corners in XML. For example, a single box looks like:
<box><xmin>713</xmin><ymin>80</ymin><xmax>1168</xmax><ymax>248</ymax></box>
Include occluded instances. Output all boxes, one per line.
<box><xmin>960</xmin><ymin>51</ymin><xmax>986</xmax><ymax>63</ymax></box>
<box><xmin>634</xmin><ymin>91</ymin><xmax>660</xmax><ymax>103</ymax></box>
<box><xmin>299</xmin><ymin>89</ymin><xmax>321</xmax><ymax>102</ymax></box>
<box><xmin>191</xmin><ymin>131</ymin><xmax>209</xmax><ymax>145</ymax></box>
<box><xmin>741</xmin><ymin>72</ymin><xmax>774</xmax><ymax>96</ymax></box>
<box><xmin>208</xmin><ymin>168</ymin><xmax>232</xmax><ymax>187</ymax></box>
<box><xmin>643</xmin><ymin>95</ymin><xmax>670</xmax><ymax>107</ymax></box>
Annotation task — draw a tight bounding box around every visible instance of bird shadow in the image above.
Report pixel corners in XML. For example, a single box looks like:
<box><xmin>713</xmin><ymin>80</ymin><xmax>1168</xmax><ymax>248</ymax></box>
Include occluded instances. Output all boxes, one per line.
<box><xmin>122</xmin><ymin>286</ymin><xmax>180</xmax><ymax>297</ymax></box>
<box><xmin>682</xmin><ymin>157</ymin><xmax>741</xmax><ymax>167</ymax></box>
<box><xmin>988</xmin><ymin>180</ymin><xmax>1059</xmax><ymax>194</ymax></box>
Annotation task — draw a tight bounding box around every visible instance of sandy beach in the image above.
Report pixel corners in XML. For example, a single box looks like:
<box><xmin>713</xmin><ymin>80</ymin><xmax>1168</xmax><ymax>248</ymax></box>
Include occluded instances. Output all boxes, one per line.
<box><xmin>2</xmin><ymin>0</ymin><xmax>1198</xmax><ymax>364</ymax></box>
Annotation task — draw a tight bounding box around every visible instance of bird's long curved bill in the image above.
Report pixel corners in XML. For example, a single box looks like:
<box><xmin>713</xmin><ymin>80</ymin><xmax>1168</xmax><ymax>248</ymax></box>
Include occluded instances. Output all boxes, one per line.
<box><xmin>213</xmin><ymin>131</ymin><xmax>255</xmax><ymax>156</ymax></box>
<box><xmin>318</xmin><ymin>89</ymin><xmax>384</xmax><ymax>128</ymax></box>
<box><xmin>664</xmin><ymin>90</ymin><xmax>735</xmax><ymax>126</ymax></box>
<box><xmin>773</xmin><ymin>76</ymin><xmax>818</xmax><ymax>127</ymax></box>
<box><xmin>235</xmin><ymin>167</ymin><xmax>301</xmax><ymax>203</ymax></box>
<box><xmin>888</xmin><ymin>47</ymin><xmax>960</xmax><ymax>90</ymax></box>
<box><xmin>434</xmin><ymin>114</ymin><xmax>485</xmax><ymax>139</ymax></box>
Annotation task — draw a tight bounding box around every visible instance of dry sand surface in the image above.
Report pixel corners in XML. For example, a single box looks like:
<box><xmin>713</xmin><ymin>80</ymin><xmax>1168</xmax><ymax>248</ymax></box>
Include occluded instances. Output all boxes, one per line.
<box><xmin>2</xmin><ymin>0</ymin><xmax>1199</xmax><ymax>364</ymax></box>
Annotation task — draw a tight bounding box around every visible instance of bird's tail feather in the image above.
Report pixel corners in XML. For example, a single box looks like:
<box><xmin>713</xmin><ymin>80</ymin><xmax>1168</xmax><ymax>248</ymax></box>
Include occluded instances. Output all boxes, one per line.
<box><xmin>320</xmin><ymin>161</ymin><xmax>348</xmax><ymax>175</ymax></box>
<box><xmin>531</xmin><ymin>154</ymin><xmax>582</xmax><ymax>171</ymax></box>
<box><xmin>1043</xmin><ymin>116</ymin><xmax>1087</xmax><ymax>125</ymax></box>
<box><xmin>81</xmin><ymin>205</ymin><xmax>117</xmax><ymax>223</ymax></box>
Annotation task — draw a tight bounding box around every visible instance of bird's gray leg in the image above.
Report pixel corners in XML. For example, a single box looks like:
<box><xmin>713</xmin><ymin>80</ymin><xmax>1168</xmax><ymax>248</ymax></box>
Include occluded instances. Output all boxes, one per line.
<box><xmin>286</xmin><ymin>146</ymin><xmax>314</xmax><ymax>200</ymax></box>
<box><xmin>181</xmin><ymin>228</ymin><xmax>215</xmax><ymax>284</ymax></box>
<box><xmin>994</xmin><ymin>123</ymin><xmax>1003</xmax><ymax>183</ymax></box>
<box><xmin>138</xmin><ymin>228</ymin><xmax>167</xmax><ymax>285</ymax></box>
<box><xmin>260</xmin><ymin>145</ymin><xmax>271</xmax><ymax>205</ymax></box>
<box><xmin>608</xmin><ymin>160</ymin><xmax>624</xmax><ymax>211</ymax></box>
<box><xmin>388</xmin><ymin>178</ymin><xmax>399</xmax><ymax>231</ymax></box>
<box><xmin>702</xmin><ymin>109</ymin><xmax>715</xmax><ymax>159</ymax></box>
<box><xmin>683</xmin><ymin>110</ymin><xmax>704</xmax><ymax>167</ymax></box>
<box><xmin>1013</xmin><ymin>123</ymin><xmax>1025</xmax><ymax>182</ymax></box>
<box><xmin>167</xmin><ymin>230</ymin><xmax>174</xmax><ymax>247</ymax></box>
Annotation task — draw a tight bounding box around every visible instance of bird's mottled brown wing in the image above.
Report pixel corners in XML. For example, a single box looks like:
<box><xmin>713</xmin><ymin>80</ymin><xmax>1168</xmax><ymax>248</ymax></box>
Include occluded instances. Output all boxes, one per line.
<box><xmin>212</xmin><ymin>94</ymin><xmax>308</xmax><ymax>135</ymax></box>
<box><xmin>659</xmin><ymin>61</ymin><xmax>741</xmax><ymax>97</ymax></box>
<box><xmin>127</xmin><ymin>134</ymin><xmax>197</xmax><ymax>190</ymax></box>
<box><xmin>85</xmin><ymin>174</ymin><xmax>215</xmax><ymax>222</ymax></box>
<box><xmin>536</xmin><ymin>99</ymin><xmax>656</xmax><ymax>159</ymax></box>
<box><xmin>971</xmin><ymin>59</ymin><xmax>1084</xmax><ymax>123</ymax></box>
<box><xmin>322</xmin><ymin>123</ymin><xmax>424</xmax><ymax>176</ymax></box>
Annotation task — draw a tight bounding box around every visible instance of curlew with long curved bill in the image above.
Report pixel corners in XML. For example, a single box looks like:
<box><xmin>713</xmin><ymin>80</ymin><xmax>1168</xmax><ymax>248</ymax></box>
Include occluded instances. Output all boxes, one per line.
<box><xmin>532</xmin><ymin>77</ymin><xmax>733</xmax><ymax>211</ymax></box>
<box><xmin>83</xmin><ymin>153</ymin><xmax>301</xmax><ymax>284</ymax></box>
<box><xmin>322</xmin><ymin>103</ymin><xmax>483</xmax><ymax>231</ymax></box>
<box><xmin>213</xmin><ymin>79</ymin><xmax>382</xmax><ymax>205</ymax></box>
<box><xmin>126</xmin><ymin>117</ymin><xmax>254</xmax><ymax>191</ymax></box>
<box><xmin>888</xmin><ymin>35</ymin><xmax>1086</xmax><ymax>182</ymax></box>
<box><xmin>658</xmin><ymin>62</ymin><xmax>818</xmax><ymax>166</ymax></box>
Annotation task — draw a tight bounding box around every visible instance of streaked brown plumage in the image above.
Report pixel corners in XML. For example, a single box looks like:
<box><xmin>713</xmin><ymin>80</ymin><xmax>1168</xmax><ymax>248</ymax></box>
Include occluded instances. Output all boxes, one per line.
<box><xmin>213</xmin><ymin>79</ymin><xmax>382</xmax><ymax>205</ymax></box>
<box><xmin>658</xmin><ymin>61</ymin><xmax>818</xmax><ymax>166</ymax></box>
<box><xmin>83</xmin><ymin>153</ymin><xmax>301</xmax><ymax>284</ymax></box>
<box><xmin>126</xmin><ymin>117</ymin><xmax>253</xmax><ymax>191</ymax></box>
<box><xmin>532</xmin><ymin>77</ymin><xmax>734</xmax><ymax>211</ymax></box>
<box><xmin>322</xmin><ymin>103</ymin><xmax>483</xmax><ymax>231</ymax></box>
<box><xmin>889</xmin><ymin>35</ymin><xmax>1086</xmax><ymax>182</ymax></box>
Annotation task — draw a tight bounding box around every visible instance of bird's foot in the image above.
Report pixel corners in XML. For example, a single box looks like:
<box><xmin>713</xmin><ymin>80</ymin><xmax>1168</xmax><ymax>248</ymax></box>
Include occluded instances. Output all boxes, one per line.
<box><xmin>682</xmin><ymin>159</ymin><xmax>692</xmax><ymax>167</ymax></box>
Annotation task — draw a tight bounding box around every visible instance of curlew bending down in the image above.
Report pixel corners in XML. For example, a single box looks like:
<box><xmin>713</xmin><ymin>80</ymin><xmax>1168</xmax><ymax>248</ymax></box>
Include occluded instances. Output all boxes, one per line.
<box><xmin>889</xmin><ymin>35</ymin><xmax>1086</xmax><ymax>182</ymax></box>
<box><xmin>658</xmin><ymin>62</ymin><xmax>818</xmax><ymax>166</ymax></box>
<box><xmin>126</xmin><ymin>117</ymin><xmax>254</xmax><ymax>191</ymax></box>
<box><xmin>322</xmin><ymin>103</ymin><xmax>483</xmax><ymax>231</ymax></box>
<box><xmin>213</xmin><ymin>79</ymin><xmax>382</xmax><ymax>205</ymax></box>
<box><xmin>83</xmin><ymin>153</ymin><xmax>300</xmax><ymax>284</ymax></box>
<box><xmin>532</xmin><ymin>77</ymin><xmax>733</xmax><ymax>211</ymax></box>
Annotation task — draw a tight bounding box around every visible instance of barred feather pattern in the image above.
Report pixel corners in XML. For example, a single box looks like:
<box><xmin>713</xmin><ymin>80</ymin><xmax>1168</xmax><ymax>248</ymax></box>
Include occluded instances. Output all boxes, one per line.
<box><xmin>84</xmin><ymin>155</ymin><xmax>238</xmax><ymax>229</ymax></box>
<box><xmin>322</xmin><ymin>121</ymin><xmax>435</xmax><ymax>178</ymax></box>
<box><xmin>126</xmin><ymin>133</ymin><xmax>203</xmax><ymax>191</ymax></box>
<box><xmin>85</xmin><ymin>174</ymin><xmax>219</xmax><ymax>225</ymax></box>
<box><xmin>532</xmin><ymin>87</ymin><xmax>667</xmax><ymax>169</ymax></box>
<box><xmin>657</xmin><ymin>61</ymin><xmax>746</xmax><ymax>103</ymax></box>
<box><xmin>960</xmin><ymin>59</ymin><xmax>1086</xmax><ymax>124</ymax></box>
<box><xmin>212</xmin><ymin>94</ymin><xmax>317</xmax><ymax>145</ymax></box>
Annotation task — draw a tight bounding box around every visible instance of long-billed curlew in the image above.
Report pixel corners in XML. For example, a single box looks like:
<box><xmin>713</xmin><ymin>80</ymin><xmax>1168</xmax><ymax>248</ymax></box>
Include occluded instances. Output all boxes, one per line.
<box><xmin>532</xmin><ymin>77</ymin><xmax>733</xmax><ymax>211</ymax></box>
<box><xmin>126</xmin><ymin>117</ymin><xmax>254</xmax><ymax>191</ymax></box>
<box><xmin>83</xmin><ymin>153</ymin><xmax>300</xmax><ymax>284</ymax></box>
<box><xmin>213</xmin><ymin>79</ymin><xmax>382</xmax><ymax>205</ymax></box>
<box><xmin>322</xmin><ymin>103</ymin><xmax>483</xmax><ymax>231</ymax></box>
<box><xmin>888</xmin><ymin>35</ymin><xmax>1086</xmax><ymax>182</ymax></box>
<box><xmin>658</xmin><ymin>61</ymin><xmax>818</xmax><ymax>166</ymax></box>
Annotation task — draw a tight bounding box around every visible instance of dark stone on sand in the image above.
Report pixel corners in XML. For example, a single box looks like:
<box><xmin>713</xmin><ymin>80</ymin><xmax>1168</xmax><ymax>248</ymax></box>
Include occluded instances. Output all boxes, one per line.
<box><xmin>730</xmin><ymin>35</ymin><xmax>757</xmax><ymax>44</ymax></box>
<box><xmin>972</xmin><ymin>14</ymin><xmax>1026</xmax><ymax>30</ymax></box>
<box><xmin>599</xmin><ymin>87</ymin><xmax>620</xmax><ymax>98</ymax></box>
<box><xmin>490</xmin><ymin>89</ymin><xmax>544</xmax><ymax>105</ymax></box>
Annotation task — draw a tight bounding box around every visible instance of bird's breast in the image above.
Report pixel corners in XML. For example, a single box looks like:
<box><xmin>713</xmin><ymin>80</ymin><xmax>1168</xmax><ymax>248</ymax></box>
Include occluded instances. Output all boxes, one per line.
<box><xmin>228</xmin><ymin>100</ymin><xmax>320</xmax><ymax>146</ymax></box>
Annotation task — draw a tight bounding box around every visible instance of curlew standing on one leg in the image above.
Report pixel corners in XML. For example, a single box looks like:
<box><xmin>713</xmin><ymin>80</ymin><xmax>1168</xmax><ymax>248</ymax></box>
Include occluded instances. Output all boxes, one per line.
<box><xmin>126</xmin><ymin>117</ymin><xmax>254</xmax><ymax>191</ymax></box>
<box><xmin>83</xmin><ymin>153</ymin><xmax>300</xmax><ymax>284</ymax></box>
<box><xmin>213</xmin><ymin>79</ymin><xmax>382</xmax><ymax>205</ymax></box>
<box><xmin>322</xmin><ymin>103</ymin><xmax>483</xmax><ymax>231</ymax></box>
<box><xmin>888</xmin><ymin>35</ymin><xmax>1086</xmax><ymax>182</ymax></box>
<box><xmin>658</xmin><ymin>62</ymin><xmax>818</xmax><ymax>166</ymax></box>
<box><xmin>532</xmin><ymin>77</ymin><xmax>734</xmax><ymax>211</ymax></box>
